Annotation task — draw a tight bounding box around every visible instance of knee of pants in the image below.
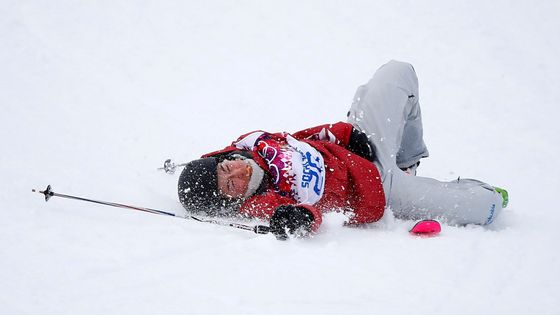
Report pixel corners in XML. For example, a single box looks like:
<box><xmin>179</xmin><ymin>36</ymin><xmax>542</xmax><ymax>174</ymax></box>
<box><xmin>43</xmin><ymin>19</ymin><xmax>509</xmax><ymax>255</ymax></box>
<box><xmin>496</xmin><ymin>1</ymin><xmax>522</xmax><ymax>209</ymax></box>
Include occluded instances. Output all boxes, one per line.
<box><xmin>379</xmin><ymin>60</ymin><xmax>419</xmax><ymax>97</ymax></box>
<box><xmin>385</xmin><ymin>60</ymin><xmax>414</xmax><ymax>71</ymax></box>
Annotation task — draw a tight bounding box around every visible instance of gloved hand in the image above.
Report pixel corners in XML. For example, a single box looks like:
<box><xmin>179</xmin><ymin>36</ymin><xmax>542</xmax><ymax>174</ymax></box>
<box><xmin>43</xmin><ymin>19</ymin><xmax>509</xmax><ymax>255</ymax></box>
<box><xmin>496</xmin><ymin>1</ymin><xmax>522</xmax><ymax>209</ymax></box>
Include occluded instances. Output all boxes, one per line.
<box><xmin>269</xmin><ymin>205</ymin><xmax>314</xmax><ymax>240</ymax></box>
<box><xmin>347</xmin><ymin>128</ymin><xmax>375</xmax><ymax>161</ymax></box>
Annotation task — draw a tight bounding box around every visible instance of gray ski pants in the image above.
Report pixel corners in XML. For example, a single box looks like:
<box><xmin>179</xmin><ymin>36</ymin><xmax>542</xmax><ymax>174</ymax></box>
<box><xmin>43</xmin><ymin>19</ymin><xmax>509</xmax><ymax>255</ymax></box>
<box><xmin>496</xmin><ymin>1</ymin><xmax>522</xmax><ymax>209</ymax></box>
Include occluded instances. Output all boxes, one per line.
<box><xmin>347</xmin><ymin>60</ymin><xmax>502</xmax><ymax>225</ymax></box>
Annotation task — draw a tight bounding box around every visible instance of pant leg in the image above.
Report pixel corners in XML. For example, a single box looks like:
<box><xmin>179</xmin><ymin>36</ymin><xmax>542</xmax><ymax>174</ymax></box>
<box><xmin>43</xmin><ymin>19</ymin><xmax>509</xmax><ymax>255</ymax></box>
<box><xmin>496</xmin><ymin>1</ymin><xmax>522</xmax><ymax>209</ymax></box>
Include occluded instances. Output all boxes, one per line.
<box><xmin>347</xmin><ymin>60</ymin><xmax>429</xmax><ymax>173</ymax></box>
<box><xmin>347</xmin><ymin>60</ymin><xmax>502</xmax><ymax>225</ymax></box>
<box><xmin>389</xmin><ymin>174</ymin><xmax>503</xmax><ymax>225</ymax></box>
<box><xmin>398</xmin><ymin>91</ymin><xmax>429</xmax><ymax>168</ymax></box>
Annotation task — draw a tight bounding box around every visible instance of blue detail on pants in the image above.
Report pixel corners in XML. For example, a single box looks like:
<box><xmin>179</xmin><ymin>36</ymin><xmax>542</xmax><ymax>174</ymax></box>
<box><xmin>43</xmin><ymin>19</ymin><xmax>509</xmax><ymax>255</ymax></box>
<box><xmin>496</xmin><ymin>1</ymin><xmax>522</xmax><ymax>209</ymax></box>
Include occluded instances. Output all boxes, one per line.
<box><xmin>485</xmin><ymin>204</ymin><xmax>496</xmax><ymax>225</ymax></box>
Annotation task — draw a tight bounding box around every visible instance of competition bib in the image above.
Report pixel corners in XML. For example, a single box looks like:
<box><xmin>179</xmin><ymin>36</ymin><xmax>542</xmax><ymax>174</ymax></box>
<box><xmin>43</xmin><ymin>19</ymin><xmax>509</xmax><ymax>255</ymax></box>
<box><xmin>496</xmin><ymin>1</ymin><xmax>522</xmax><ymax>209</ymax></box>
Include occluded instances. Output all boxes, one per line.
<box><xmin>285</xmin><ymin>135</ymin><xmax>325</xmax><ymax>204</ymax></box>
<box><xmin>234</xmin><ymin>132</ymin><xmax>325</xmax><ymax>204</ymax></box>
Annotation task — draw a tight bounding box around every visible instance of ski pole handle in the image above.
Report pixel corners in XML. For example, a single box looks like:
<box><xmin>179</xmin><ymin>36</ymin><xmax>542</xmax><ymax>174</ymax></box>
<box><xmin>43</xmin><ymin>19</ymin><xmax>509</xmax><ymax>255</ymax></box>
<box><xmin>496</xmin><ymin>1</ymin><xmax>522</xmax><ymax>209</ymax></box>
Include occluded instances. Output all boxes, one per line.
<box><xmin>253</xmin><ymin>225</ymin><xmax>271</xmax><ymax>234</ymax></box>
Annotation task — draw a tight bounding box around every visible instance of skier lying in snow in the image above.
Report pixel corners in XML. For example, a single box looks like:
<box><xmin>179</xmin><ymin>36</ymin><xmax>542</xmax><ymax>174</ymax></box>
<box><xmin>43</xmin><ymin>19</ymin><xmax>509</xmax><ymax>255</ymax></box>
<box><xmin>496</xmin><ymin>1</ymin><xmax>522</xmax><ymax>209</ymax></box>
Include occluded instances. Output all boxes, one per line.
<box><xmin>177</xmin><ymin>60</ymin><xmax>508</xmax><ymax>239</ymax></box>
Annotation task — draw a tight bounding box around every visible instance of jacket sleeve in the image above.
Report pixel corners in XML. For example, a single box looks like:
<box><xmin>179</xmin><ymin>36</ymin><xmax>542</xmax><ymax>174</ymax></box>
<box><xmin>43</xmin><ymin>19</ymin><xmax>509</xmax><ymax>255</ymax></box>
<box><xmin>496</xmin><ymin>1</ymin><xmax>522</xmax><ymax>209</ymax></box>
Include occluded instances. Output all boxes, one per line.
<box><xmin>346</xmin><ymin>158</ymin><xmax>386</xmax><ymax>224</ymax></box>
<box><xmin>239</xmin><ymin>192</ymin><xmax>323</xmax><ymax>232</ymax></box>
<box><xmin>204</xmin><ymin>124</ymin><xmax>355</xmax><ymax>159</ymax></box>
<box><xmin>291</xmin><ymin>122</ymin><xmax>354</xmax><ymax>147</ymax></box>
<box><xmin>201</xmin><ymin>130</ymin><xmax>267</xmax><ymax>158</ymax></box>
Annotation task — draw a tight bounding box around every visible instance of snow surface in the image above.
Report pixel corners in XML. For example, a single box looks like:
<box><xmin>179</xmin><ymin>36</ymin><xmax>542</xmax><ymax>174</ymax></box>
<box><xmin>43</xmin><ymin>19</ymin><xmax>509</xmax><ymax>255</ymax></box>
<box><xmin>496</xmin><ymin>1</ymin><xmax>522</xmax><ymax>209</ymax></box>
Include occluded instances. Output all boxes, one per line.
<box><xmin>2</xmin><ymin>1</ymin><xmax>560</xmax><ymax>314</ymax></box>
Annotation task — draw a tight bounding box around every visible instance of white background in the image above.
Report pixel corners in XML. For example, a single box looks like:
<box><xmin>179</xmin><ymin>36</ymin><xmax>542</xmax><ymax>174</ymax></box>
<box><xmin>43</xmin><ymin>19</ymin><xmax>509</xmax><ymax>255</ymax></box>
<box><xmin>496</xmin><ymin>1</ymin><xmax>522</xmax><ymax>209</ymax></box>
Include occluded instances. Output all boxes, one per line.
<box><xmin>1</xmin><ymin>1</ymin><xmax>559</xmax><ymax>314</ymax></box>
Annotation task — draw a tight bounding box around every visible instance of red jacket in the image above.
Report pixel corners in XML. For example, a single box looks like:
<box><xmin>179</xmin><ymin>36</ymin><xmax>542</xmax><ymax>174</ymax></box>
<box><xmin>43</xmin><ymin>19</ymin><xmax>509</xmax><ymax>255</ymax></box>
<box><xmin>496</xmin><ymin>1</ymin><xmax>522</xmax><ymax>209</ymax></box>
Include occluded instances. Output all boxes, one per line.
<box><xmin>202</xmin><ymin>122</ymin><xmax>386</xmax><ymax>231</ymax></box>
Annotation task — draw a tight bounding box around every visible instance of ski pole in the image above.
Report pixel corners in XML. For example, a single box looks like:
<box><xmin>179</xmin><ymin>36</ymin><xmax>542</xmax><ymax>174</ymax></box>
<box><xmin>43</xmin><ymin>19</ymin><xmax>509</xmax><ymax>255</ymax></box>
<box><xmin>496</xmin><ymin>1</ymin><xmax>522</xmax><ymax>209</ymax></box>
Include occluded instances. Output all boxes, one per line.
<box><xmin>31</xmin><ymin>185</ymin><xmax>271</xmax><ymax>235</ymax></box>
<box><xmin>157</xmin><ymin>159</ymin><xmax>188</xmax><ymax>174</ymax></box>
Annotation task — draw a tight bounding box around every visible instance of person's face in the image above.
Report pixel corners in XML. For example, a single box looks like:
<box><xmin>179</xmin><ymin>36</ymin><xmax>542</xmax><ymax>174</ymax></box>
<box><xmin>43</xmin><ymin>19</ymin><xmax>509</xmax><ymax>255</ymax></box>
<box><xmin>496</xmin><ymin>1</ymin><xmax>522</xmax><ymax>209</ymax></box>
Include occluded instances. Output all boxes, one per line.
<box><xmin>217</xmin><ymin>159</ymin><xmax>253</xmax><ymax>198</ymax></box>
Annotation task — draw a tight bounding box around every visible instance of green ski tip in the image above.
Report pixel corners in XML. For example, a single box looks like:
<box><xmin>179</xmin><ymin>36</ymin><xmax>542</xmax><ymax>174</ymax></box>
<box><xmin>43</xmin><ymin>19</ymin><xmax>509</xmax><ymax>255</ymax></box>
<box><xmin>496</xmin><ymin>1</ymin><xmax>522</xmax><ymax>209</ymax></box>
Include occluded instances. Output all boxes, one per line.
<box><xmin>494</xmin><ymin>187</ymin><xmax>509</xmax><ymax>208</ymax></box>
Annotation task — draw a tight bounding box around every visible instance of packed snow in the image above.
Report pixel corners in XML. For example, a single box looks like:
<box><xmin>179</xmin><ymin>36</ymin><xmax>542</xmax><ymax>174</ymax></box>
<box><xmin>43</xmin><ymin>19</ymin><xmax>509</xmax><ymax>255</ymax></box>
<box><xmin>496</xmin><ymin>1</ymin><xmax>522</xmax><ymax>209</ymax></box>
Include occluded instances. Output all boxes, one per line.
<box><xmin>1</xmin><ymin>1</ymin><xmax>559</xmax><ymax>314</ymax></box>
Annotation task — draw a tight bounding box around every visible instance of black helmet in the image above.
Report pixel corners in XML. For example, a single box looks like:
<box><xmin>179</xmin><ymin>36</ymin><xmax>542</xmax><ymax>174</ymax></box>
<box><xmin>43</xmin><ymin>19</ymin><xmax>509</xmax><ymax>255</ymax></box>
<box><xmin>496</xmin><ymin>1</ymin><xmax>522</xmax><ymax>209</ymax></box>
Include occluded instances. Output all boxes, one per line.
<box><xmin>178</xmin><ymin>157</ymin><xmax>222</xmax><ymax>213</ymax></box>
